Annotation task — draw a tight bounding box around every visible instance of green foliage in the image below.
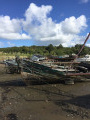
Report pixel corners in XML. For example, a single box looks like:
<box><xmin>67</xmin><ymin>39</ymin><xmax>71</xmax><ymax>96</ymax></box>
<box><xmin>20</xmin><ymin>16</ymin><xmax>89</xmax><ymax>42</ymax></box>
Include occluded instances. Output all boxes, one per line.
<box><xmin>45</xmin><ymin>44</ymin><xmax>54</xmax><ymax>53</ymax></box>
<box><xmin>0</xmin><ymin>44</ymin><xmax>90</xmax><ymax>57</ymax></box>
<box><xmin>57</xmin><ymin>44</ymin><xmax>63</xmax><ymax>49</ymax></box>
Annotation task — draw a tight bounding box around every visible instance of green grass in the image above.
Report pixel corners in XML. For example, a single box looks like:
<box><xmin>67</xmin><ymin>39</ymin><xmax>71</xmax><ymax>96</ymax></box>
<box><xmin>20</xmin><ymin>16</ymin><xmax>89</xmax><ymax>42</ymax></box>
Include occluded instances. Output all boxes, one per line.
<box><xmin>0</xmin><ymin>52</ymin><xmax>30</xmax><ymax>61</ymax></box>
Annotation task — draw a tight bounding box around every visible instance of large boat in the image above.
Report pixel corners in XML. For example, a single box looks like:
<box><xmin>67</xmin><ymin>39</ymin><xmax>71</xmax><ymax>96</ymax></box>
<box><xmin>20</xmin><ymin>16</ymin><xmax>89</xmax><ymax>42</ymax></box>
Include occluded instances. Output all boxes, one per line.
<box><xmin>5</xmin><ymin>33</ymin><xmax>90</xmax><ymax>85</ymax></box>
<box><xmin>20</xmin><ymin>33</ymin><xmax>90</xmax><ymax>84</ymax></box>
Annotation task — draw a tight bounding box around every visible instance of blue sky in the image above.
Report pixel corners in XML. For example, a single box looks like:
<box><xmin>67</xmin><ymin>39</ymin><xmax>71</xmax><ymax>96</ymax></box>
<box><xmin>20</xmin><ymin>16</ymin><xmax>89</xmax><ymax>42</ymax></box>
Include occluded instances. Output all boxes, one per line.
<box><xmin>0</xmin><ymin>0</ymin><xmax>90</xmax><ymax>48</ymax></box>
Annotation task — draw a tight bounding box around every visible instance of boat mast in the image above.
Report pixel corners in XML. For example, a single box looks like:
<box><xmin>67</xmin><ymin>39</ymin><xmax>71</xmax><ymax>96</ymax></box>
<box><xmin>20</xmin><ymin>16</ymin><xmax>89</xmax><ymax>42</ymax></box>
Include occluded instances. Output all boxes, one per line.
<box><xmin>70</xmin><ymin>32</ymin><xmax>90</xmax><ymax>67</ymax></box>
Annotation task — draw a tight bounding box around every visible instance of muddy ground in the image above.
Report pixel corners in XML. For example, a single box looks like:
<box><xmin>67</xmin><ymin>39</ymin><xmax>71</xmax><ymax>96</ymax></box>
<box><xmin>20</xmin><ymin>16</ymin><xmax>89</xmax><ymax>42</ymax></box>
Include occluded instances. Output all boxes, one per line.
<box><xmin>0</xmin><ymin>64</ymin><xmax>90</xmax><ymax>120</ymax></box>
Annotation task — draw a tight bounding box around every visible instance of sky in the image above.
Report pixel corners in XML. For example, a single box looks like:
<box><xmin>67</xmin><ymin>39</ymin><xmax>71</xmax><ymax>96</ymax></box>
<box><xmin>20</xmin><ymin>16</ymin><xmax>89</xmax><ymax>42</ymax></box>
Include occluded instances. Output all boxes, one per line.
<box><xmin>0</xmin><ymin>0</ymin><xmax>90</xmax><ymax>48</ymax></box>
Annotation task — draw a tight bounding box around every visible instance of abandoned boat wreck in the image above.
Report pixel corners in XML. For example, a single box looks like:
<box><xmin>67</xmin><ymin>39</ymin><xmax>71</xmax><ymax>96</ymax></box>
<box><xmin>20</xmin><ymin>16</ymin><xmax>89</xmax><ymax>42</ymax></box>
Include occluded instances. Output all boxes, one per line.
<box><xmin>20</xmin><ymin>58</ymin><xmax>90</xmax><ymax>85</ymax></box>
<box><xmin>5</xmin><ymin>33</ymin><xmax>90</xmax><ymax>85</ymax></box>
<box><xmin>21</xmin><ymin>33</ymin><xmax>90</xmax><ymax>85</ymax></box>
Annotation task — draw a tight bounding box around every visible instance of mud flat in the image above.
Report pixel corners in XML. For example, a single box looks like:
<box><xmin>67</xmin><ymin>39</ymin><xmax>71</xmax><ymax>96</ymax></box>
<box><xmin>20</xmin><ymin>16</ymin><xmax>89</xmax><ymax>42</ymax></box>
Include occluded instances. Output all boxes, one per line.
<box><xmin>0</xmin><ymin>63</ymin><xmax>90</xmax><ymax>120</ymax></box>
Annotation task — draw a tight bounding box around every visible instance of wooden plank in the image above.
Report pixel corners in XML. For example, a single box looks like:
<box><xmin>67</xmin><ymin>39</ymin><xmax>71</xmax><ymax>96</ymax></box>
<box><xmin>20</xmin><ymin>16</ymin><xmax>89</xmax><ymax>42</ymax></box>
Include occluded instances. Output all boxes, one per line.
<box><xmin>66</xmin><ymin>72</ymin><xmax>90</xmax><ymax>76</ymax></box>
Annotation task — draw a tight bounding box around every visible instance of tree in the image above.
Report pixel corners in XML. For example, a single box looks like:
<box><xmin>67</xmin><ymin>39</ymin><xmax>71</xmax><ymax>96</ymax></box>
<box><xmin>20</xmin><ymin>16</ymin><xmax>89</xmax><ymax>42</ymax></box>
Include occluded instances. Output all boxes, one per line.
<box><xmin>45</xmin><ymin>44</ymin><xmax>54</xmax><ymax>53</ymax></box>
<box><xmin>56</xmin><ymin>49</ymin><xmax>65</xmax><ymax>56</ymax></box>
<box><xmin>57</xmin><ymin>44</ymin><xmax>63</xmax><ymax>49</ymax></box>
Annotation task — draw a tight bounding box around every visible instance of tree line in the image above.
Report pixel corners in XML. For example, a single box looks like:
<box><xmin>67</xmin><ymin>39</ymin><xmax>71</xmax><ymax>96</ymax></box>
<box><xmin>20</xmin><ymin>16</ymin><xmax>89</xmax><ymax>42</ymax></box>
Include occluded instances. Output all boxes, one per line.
<box><xmin>0</xmin><ymin>44</ymin><xmax>90</xmax><ymax>56</ymax></box>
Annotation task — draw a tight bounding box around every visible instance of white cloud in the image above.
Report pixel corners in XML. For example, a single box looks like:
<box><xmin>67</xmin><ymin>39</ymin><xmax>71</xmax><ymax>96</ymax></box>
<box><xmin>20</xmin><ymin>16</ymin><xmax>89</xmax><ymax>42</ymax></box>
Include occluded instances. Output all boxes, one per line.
<box><xmin>0</xmin><ymin>33</ymin><xmax>31</xmax><ymax>40</ymax></box>
<box><xmin>0</xmin><ymin>16</ymin><xmax>31</xmax><ymax>40</ymax></box>
<box><xmin>22</xmin><ymin>3</ymin><xmax>87</xmax><ymax>46</ymax></box>
<box><xmin>0</xmin><ymin>3</ymin><xmax>88</xmax><ymax>47</ymax></box>
<box><xmin>24</xmin><ymin>3</ymin><xmax>52</xmax><ymax>23</ymax></box>
<box><xmin>61</xmin><ymin>15</ymin><xmax>87</xmax><ymax>34</ymax></box>
<box><xmin>80</xmin><ymin>0</ymin><xmax>89</xmax><ymax>3</ymax></box>
<box><xmin>23</xmin><ymin>3</ymin><xmax>54</xmax><ymax>39</ymax></box>
<box><xmin>86</xmin><ymin>43</ymin><xmax>90</xmax><ymax>47</ymax></box>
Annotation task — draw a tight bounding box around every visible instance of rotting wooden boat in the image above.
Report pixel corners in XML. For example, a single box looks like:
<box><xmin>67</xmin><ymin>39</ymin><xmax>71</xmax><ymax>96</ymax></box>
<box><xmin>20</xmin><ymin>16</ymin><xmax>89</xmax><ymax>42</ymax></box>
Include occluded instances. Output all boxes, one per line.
<box><xmin>4</xmin><ymin>33</ymin><xmax>90</xmax><ymax>85</ymax></box>
<box><xmin>21</xmin><ymin>33</ymin><xmax>90</xmax><ymax>85</ymax></box>
<box><xmin>21</xmin><ymin>58</ymin><xmax>90</xmax><ymax>85</ymax></box>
